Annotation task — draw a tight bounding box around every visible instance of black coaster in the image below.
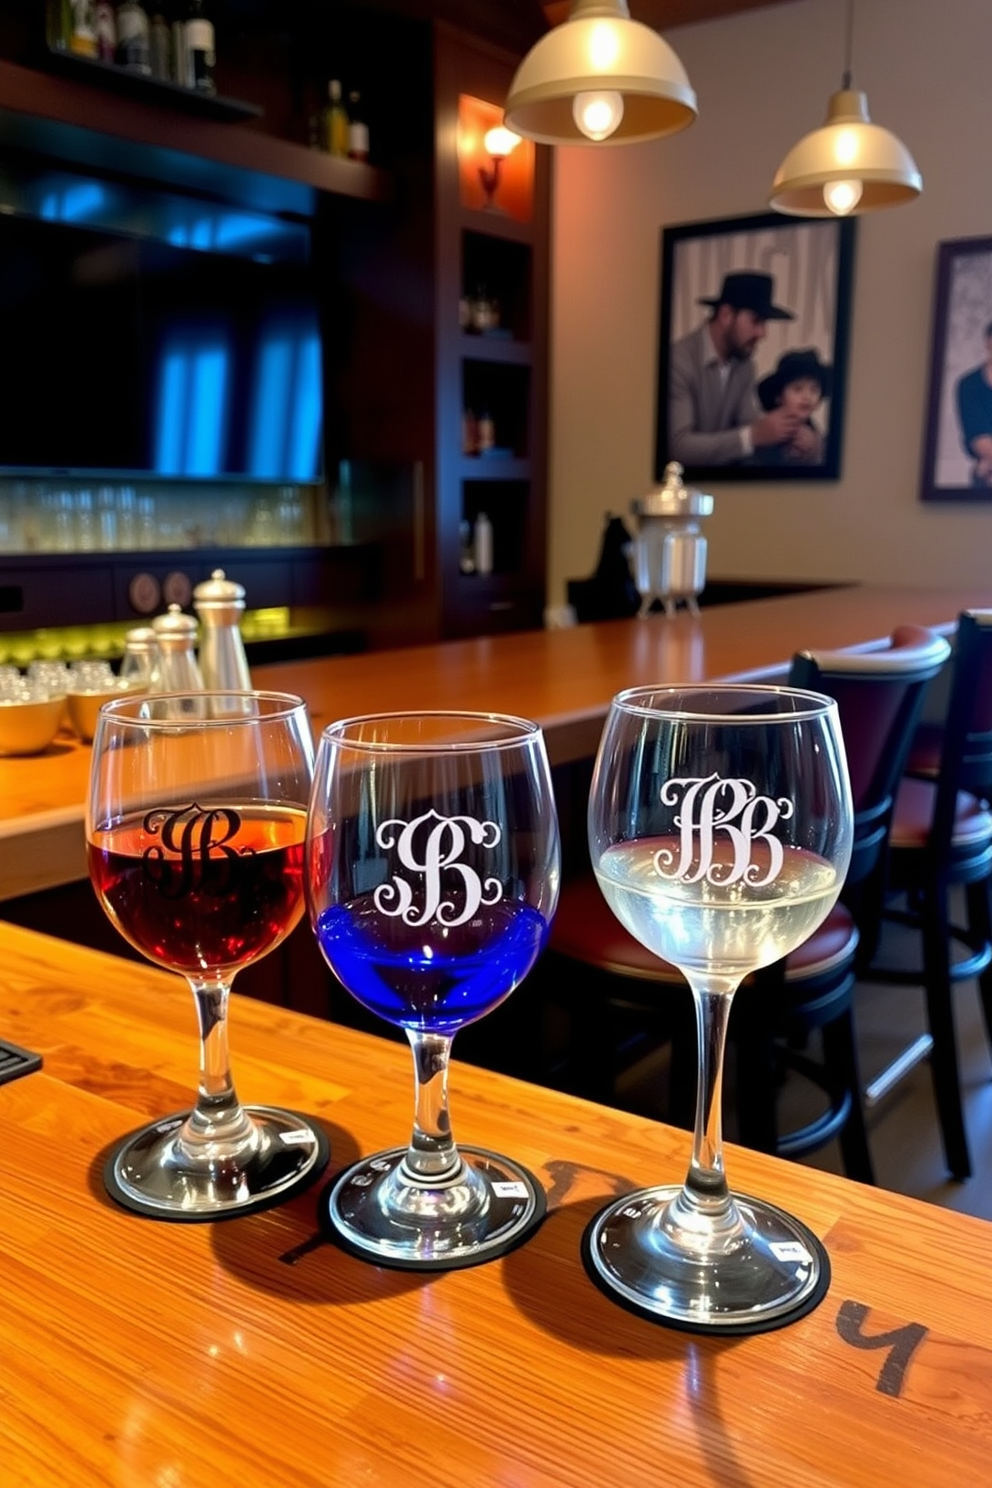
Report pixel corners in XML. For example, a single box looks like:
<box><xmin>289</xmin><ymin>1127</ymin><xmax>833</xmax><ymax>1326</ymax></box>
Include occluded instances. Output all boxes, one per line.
<box><xmin>319</xmin><ymin>1145</ymin><xmax>547</xmax><ymax>1271</ymax></box>
<box><xmin>581</xmin><ymin>1195</ymin><xmax>831</xmax><ymax>1337</ymax></box>
<box><xmin>104</xmin><ymin>1107</ymin><xmax>330</xmax><ymax>1222</ymax></box>
<box><xmin>0</xmin><ymin>1038</ymin><xmax>42</xmax><ymax>1086</ymax></box>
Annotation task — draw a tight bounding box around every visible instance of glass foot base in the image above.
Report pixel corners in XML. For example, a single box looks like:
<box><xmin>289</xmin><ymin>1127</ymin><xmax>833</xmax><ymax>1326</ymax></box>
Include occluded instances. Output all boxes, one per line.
<box><xmin>321</xmin><ymin>1145</ymin><xmax>546</xmax><ymax>1271</ymax></box>
<box><xmin>583</xmin><ymin>1185</ymin><xmax>830</xmax><ymax>1335</ymax></box>
<box><xmin>104</xmin><ymin>1106</ymin><xmax>330</xmax><ymax>1222</ymax></box>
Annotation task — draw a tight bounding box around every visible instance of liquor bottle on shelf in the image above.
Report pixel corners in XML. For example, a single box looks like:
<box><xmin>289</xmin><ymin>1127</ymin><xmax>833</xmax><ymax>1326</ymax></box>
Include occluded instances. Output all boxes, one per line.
<box><xmin>46</xmin><ymin>0</ymin><xmax>72</xmax><ymax>51</ymax></box>
<box><xmin>473</xmin><ymin>512</ymin><xmax>494</xmax><ymax>576</ymax></box>
<box><xmin>476</xmin><ymin>408</ymin><xmax>495</xmax><ymax>456</ymax></box>
<box><xmin>115</xmin><ymin>0</ymin><xmax>151</xmax><ymax>75</ymax></box>
<box><xmin>93</xmin><ymin>0</ymin><xmax>116</xmax><ymax>62</ymax></box>
<box><xmin>69</xmin><ymin>0</ymin><xmax>98</xmax><ymax>57</ymax></box>
<box><xmin>347</xmin><ymin>90</ymin><xmax>370</xmax><ymax>162</ymax></box>
<box><xmin>183</xmin><ymin>0</ymin><xmax>216</xmax><ymax>94</ymax></box>
<box><xmin>322</xmin><ymin>80</ymin><xmax>349</xmax><ymax>158</ymax></box>
<box><xmin>149</xmin><ymin>9</ymin><xmax>173</xmax><ymax>81</ymax></box>
<box><xmin>458</xmin><ymin>520</ymin><xmax>476</xmax><ymax>575</ymax></box>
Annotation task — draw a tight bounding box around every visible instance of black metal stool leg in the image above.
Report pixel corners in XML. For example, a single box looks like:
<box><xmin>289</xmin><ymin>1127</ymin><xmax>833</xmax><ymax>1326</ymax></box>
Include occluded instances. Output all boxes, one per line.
<box><xmin>922</xmin><ymin>887</ymin><xmax>972</xmax><ymax>1180</ymax></box>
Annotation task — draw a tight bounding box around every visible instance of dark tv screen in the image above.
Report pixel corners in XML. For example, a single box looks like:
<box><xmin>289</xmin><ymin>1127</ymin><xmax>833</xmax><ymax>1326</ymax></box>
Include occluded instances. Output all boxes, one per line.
<box><xmin>0</xmin><ymin>214</ymin><xmax>324</xmax><ymax>482</ymax></box>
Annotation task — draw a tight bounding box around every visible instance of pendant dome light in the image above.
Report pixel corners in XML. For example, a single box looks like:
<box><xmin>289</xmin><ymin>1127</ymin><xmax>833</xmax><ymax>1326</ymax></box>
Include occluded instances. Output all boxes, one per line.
<box><xmin>503</xmin><ymin>0</ymin><xmax>697</xmax><ymax>147</ymax></box>
<box><xmin>769</xmin><ymin>0</ymin><xmax>921</xmax><ymax>216</ymax></box>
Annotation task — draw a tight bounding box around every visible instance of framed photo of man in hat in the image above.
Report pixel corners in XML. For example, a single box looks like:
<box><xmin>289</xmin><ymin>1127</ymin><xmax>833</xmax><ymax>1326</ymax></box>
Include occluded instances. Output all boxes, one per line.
<box><xmin>655</xmin><ymin>211</ymin><xmax>856</xmax><ymax>483</ymax></box>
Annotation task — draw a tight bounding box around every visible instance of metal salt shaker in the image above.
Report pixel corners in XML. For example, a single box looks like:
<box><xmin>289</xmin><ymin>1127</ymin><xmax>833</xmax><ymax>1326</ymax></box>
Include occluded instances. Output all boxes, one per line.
<box><xmin>119</xmin><ymin>625</ymin><xmax>159</xmax><ymax>691</ymax></box>
<box><xmin>150</xmin><ymin>604</ymin><xmax>206</xmax><ymax>717</ymax></box>
<box><xmin>193</xmin><ymin>569</ymin><xmax>252</xmax><ymax>693</ymax></box>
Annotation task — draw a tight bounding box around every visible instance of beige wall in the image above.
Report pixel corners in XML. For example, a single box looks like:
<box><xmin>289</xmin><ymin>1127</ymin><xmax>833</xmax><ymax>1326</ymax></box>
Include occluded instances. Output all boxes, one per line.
<box><xmin>547</xmin><ymin>0</ymin><xmax>992</xmax><ymax>606</ymax></box>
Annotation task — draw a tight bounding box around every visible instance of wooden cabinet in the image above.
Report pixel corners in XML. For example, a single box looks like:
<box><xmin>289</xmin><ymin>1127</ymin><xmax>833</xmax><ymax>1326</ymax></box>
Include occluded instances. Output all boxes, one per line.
<box><xmin>434</xmin><ymin>25</ymin><xmax>551</xmax><ymax>638</ymax></box>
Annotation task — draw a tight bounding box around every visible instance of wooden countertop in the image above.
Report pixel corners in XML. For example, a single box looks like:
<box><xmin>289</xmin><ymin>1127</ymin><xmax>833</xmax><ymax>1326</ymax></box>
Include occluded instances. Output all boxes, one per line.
<box><xmin>0</xmin><ymin>920</ymin><xmax>990</xmax><ymax>1487</ymax></box>
<box><xmin>3</xmin><ymin>584</ymin><xmax>990</xmax><ymax>900</ymax></box>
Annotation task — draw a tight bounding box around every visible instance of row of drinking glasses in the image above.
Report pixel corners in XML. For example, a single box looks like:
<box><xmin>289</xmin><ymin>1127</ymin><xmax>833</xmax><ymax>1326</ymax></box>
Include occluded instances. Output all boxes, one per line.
<box><xmin>85</xmin><ymin>686</ymin><xmax>852</xmax><ymax>1333</ymax></box>
<box><xmin>0</xmin><ymin>659</ymin><xmax>118</xmax><ymax>700</ymax></box>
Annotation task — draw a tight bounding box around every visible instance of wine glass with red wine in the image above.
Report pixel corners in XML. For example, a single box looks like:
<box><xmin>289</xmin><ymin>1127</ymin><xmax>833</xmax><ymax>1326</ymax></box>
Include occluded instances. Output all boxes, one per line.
<box><xmin>86</xmin><ymin>690</ymin><xmax>329</xmax><ymax>1220</ymax></box>
<box><xmin>307</xmin><ymin>711</ymin><xmax>560</xmax><ymax>1269</ymax></box>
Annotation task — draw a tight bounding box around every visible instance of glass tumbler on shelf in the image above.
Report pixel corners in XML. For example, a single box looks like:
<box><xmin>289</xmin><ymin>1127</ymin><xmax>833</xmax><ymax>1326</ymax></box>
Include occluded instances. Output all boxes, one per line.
<box><xmin>583</xmin><ymin>684</ymin><xmax>853</xmax><ymax>1333</ymax></box>
<box><xmin>307</xmin><ymin>710</ymin><xmax>560</xmax><ymax>1269</ymax></box>
<box><xmin>86</xmin><ymin>690</ymin><xmax>329</xmax><ymax>1220</ymax></box>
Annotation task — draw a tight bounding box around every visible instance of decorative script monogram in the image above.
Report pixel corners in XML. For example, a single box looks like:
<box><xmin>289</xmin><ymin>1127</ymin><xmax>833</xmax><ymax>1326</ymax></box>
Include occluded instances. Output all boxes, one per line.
<box><xmin>654</xmin><ymin>774</ymin><xmax>793</xmax><ymax>887</ymax></box>
<box><xmin>142</xmin><ymin>803</ymin><xmax>251</xmax><ymax>899</ymax></box>
<box><xmin>373</xmin><ymin>809</ymin><xmax>503</xmax><ymax>927</ymax></box>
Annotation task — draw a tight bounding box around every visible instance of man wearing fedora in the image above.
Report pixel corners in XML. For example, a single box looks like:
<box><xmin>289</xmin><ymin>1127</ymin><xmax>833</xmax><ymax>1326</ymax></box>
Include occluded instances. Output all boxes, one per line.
<box><xmin>668</xmin><ymin>270</ymin><xmax>802</xmax><ymax>466</ymax></box>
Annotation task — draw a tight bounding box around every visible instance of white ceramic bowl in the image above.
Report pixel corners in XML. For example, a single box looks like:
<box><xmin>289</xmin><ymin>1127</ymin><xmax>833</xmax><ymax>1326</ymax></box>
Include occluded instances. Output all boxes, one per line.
<box><xmin>0</xmin><ymin>693</ymin><xmax>66</xmax><ymax>756</ymax></box>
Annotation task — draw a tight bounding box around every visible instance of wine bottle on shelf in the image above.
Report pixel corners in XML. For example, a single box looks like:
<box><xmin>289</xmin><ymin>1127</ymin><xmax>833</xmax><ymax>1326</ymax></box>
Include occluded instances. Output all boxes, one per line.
<box><xmin>322</xmin><ymin>80</ymin><xmax>349</xmax><ymax>158</ymax></box>
<box><xmin>115</xmin><ymin>1</ymin><xmax>151</xmax><ymax>75</ymax></box>
<box><xmin>149</xmin><ymin>9</ymin><xmax>173</xmax><ymax>81</ymax></box>
<box><xmin>347</xmin><ymin>89</ymin><xmax>370</xmax><ymax>162</ymax></box>
<box><xmin>183</xmin><ymin>0</ymin><xmax>216</xmax><ymax>94</ymax></box>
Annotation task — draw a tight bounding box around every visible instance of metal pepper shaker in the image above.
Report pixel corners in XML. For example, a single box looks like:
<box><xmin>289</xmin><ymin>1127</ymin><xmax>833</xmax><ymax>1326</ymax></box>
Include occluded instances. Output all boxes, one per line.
<box><xmin>193</xmin><ymin>569</ymin><xmax>252</xmax><ymax>693</ymax></box>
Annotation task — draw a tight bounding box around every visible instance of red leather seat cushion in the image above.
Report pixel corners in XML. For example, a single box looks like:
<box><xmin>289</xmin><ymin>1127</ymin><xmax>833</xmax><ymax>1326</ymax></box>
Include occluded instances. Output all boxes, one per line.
<box><xmin>905</xmin><ymin>720</ymin><xmax>943</xmax><ymax>778</ymax></box>
<box><xmin>890</xmin><ymin>777</ymin><xmax>992</xmax><ymax>850</ymax></box>
<box><xmin>550</xmin><ymin>874</ymin><xmax>856</xmax><ymax>984</ymax></box>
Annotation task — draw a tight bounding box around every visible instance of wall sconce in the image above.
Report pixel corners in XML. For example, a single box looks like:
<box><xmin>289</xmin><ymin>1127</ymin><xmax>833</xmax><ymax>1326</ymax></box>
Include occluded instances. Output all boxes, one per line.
<box><xmin>769</xmin><ymin>0</ymin><xmax>921</xmax><ymax>216</ymax></box>
<box><xmin>478</xmin><ymin>125</ymin><xmax>521</xmax><ymax>210</ymax></box>
<box><xmin>503</xmin><ymin>0</ymin><xmax>696</xmax><ymax>147</ymax></box>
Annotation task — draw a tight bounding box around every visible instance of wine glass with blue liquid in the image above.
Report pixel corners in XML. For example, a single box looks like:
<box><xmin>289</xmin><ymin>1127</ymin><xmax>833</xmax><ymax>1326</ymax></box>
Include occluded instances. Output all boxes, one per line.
<box><xmin>307</xmin><ymin>711</ymin><xmax>560</xmax><ymax>1269</ymax></box>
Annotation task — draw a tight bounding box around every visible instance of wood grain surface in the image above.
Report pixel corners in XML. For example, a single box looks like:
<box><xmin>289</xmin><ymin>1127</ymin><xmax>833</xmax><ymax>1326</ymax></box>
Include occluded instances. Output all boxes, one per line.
<box><xmin>0</xmin><ymin>921</ymin><xmax>990</xmax><ymax>1487</ymax></box>
<box><xmin>3</xmin><ymin>585</ymin><xmax>990</xmax><ymax>901</ymax></box>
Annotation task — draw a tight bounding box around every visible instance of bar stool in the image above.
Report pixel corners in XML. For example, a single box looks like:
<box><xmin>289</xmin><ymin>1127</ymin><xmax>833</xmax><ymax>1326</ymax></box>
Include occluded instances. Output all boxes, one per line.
<box><xmin>867</xmin><ymin>609</ymin><xmax>992</xmax><ymax>1180</ymax></box>
<box><xmin>547</xmin><ymin>625</ymin><xmax>951</xmax><ymax>1184</ymax></box>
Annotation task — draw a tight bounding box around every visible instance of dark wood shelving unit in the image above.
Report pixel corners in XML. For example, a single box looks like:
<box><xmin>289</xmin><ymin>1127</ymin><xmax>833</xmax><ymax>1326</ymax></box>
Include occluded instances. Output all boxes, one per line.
<box><xmin>0</xmin><ymin>57</ymin><xmax>391</xmax><ymax>215</ymax></box>
<box><xmin>40</xmin><ymin>46</ymin><xmax>264</xmax><ymax>121</ymax></box>
<box><xmin>434</xmin><ymin>25</ymin><xmax>550</xmax><ymax>639</ymax></box>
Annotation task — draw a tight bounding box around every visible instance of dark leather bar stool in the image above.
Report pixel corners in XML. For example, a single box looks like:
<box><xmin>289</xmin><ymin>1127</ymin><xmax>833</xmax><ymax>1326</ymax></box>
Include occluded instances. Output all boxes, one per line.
<box><xmin>867</xmin><ymin>609</ymin><xmax>992</xmax><ymax>1181</ymax></box>
<box><xmin>547</xmin><ymin>625</ymin><xmax>950</xmax><ymax>1184</ymax></box>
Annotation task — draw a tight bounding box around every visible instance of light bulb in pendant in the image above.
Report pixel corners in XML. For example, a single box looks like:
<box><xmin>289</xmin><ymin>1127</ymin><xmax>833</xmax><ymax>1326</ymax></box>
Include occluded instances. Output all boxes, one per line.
<box><xmin>823</xmin><ymin>178</ymin><xmax>863</xmax><ymax>215</ymax></box>
<box><xmin>572</xmin><ymin>90</ymin><xmax>624</xmax><ymax>142</ymax></box>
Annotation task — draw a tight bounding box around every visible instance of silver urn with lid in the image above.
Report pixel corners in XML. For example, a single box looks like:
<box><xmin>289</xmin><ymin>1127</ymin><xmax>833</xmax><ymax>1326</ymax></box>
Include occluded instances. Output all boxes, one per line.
<box><xmin>630</xmin><ymin>462</ymin><xmax>714</xmax><ymax>617</ymax></box>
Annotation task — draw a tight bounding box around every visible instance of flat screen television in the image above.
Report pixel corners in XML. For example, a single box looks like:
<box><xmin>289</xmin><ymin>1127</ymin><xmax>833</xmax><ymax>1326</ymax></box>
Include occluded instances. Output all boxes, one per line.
<box><xmin>0</xmin><ymin>212</ymin><xmax>324</xmax><ymax>482</ymax></box>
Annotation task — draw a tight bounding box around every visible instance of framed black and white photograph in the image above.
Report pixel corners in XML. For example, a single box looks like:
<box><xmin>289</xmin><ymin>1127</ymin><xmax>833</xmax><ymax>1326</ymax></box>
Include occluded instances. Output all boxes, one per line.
<box><xmin>654</xmin><ymin>210</ymin><xmax>856</xmax><ymax>484</ymax></box>
<box><xmin>920</xmin><ymin>236</ymin><xmax>992</xmax><ymax>503</ymax></box>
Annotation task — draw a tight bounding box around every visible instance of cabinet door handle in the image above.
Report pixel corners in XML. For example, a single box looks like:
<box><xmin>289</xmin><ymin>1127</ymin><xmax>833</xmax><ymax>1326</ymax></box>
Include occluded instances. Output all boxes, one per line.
<box><xmin>413</xmin><ymin>460</ymin><xmax>426</xmax><ymax>582</ymax></box>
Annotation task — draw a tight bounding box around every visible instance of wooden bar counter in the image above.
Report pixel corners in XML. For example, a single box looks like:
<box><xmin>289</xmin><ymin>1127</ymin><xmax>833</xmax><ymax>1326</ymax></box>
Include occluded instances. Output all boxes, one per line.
<box><xmin>1</xmin><ymin>920</ymin><xmax>990</xmax><ymax>1487</ymax></box>
<box><xmin>3</xmin><ymin>584</ymin><xmax>991</xmax><ymax>903</ymax></box>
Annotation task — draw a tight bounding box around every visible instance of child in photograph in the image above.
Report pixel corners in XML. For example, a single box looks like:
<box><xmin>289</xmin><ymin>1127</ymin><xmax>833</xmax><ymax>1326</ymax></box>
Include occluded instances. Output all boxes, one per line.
<box><xmin>752</xmin><ymin>348</ymin><xmax>832</xmax><ymax>466</ymax></box>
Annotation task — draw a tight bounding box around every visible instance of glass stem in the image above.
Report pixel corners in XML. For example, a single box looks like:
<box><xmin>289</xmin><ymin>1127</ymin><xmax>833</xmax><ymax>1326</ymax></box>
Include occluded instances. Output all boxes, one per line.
<box><xmin>183</xmin><ymin>976</ymin><xmax>256</xmax><ymax>1151</ymax></box>
<box><xmin>401</xmin><ymin>1030</ymin><xmax>463</xmax><ymax>1185</ymax></box>
<box><xmin>680</xmin><ymin>973</ymin><xmax>740</xmax><ymax>1228</ymax></box>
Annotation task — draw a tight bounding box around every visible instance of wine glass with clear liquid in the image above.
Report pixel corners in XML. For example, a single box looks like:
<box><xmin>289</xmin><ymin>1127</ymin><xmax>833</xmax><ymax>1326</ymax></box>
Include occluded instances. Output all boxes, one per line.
<box><xmin>584</xmin><ymin>684</ymin><xmax>853</xmax><ymax>1332</ymax></box>
<box><xmin>86</xmin><ymin>690</ymin><xmax>329</xmax><ymax>1220</ymax></box>
<box><xmin>307</xmin><ymin>711</ymin><xmax>560</xmax><ymax>1269</ymax></box>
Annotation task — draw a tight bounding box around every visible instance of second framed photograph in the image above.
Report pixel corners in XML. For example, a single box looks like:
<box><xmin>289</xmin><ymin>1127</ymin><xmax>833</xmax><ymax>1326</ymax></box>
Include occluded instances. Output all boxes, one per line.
<box><xmin>920</xmin><ymin>236</ymin><xmax>992</xmax><ymax>503</ymax></box>
<box><xmin>655</xmin><ymin>211</ymin><xmax>856</xmax><ymax>484</ymax></box>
